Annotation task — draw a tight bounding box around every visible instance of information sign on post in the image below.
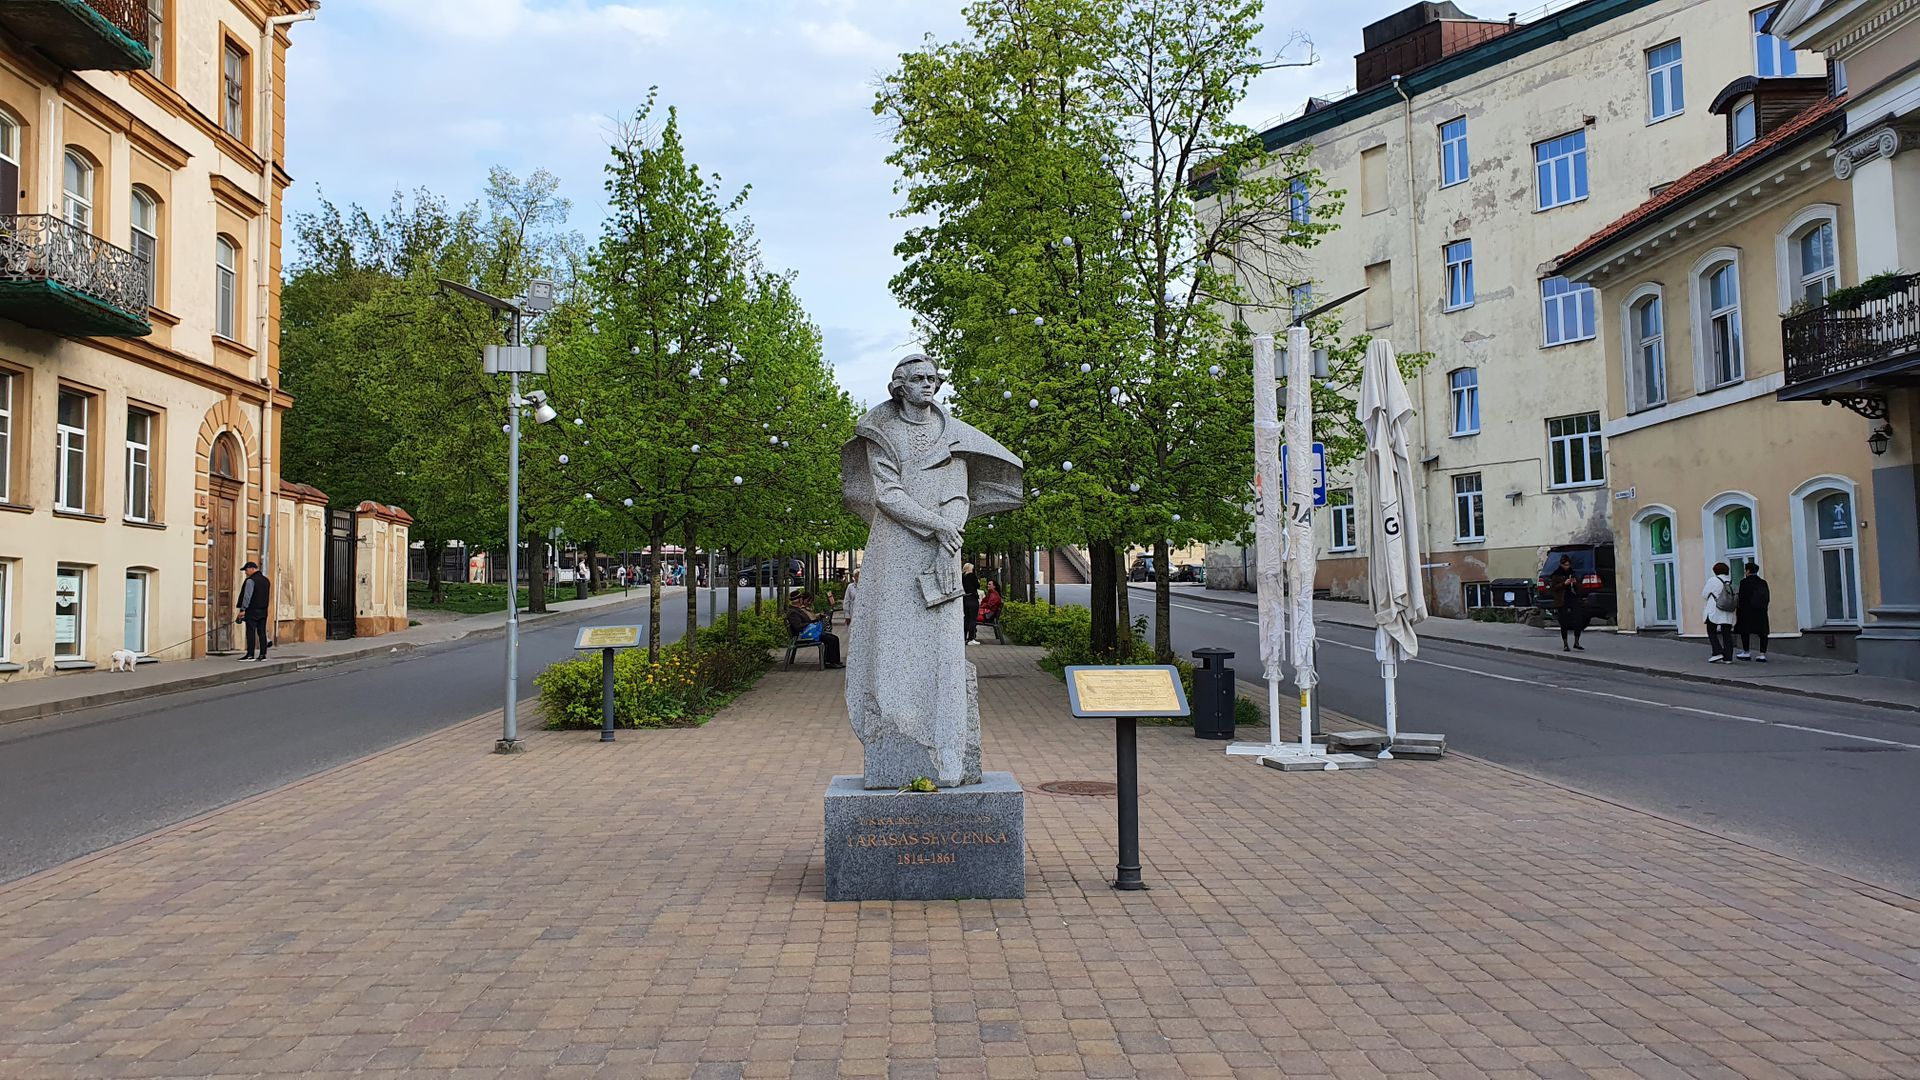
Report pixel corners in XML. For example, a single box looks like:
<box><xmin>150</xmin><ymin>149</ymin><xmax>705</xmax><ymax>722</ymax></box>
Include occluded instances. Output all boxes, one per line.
<box><xmin>574</xmin><ymin>626</ymin><xmax>643</xmax><ymax>741</ymax></box>
<box><xmin>1065</xmin><ymin>665</ymin><xmax>1189</xmax><ymax>891</ymax></box>
<box><xmin>1281</xmin><ymin>442</ymin><xmax>1329</xmax><ymax>507</ymax></box>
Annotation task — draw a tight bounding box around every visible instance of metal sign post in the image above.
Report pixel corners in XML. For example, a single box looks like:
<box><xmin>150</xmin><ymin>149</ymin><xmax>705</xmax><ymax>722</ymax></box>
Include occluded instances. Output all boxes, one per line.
<box><xmin>1064</xmin><ymin>665</ymin><xmax>1191</xmax><ymax>891</ymax></box>
<box><xmin>574</xmin><ymin>626</ymin><xmax>643</xmax><ymax>741</ymax></box>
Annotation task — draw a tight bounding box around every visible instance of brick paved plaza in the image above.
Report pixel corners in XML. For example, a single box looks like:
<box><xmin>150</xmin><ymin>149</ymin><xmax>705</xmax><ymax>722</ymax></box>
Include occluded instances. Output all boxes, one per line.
<box><xmin>3</xmin><ymin>645</ymin><xmax>1918</xmax><ymax>1079</ymax></box>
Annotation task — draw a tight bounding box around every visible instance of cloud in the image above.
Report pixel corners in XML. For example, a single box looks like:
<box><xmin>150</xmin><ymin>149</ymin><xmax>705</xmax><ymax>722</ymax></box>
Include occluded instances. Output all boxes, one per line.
<box><xmin>285</xmin><ymin>0</ymin><xmax>1407</xmax><ymax>400</ymax></box>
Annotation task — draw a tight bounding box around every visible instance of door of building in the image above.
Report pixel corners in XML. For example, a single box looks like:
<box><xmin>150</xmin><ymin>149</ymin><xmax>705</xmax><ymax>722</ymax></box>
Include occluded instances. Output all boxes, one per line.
<box><xmin>324</xmin><ymin>508</ymin><xmax>357</xmax><ymax>639</ymax></box>
<box><xmin>208</xmin><ymin>479</ymin><xmax>240</xmax><ymax>653</ymax></box>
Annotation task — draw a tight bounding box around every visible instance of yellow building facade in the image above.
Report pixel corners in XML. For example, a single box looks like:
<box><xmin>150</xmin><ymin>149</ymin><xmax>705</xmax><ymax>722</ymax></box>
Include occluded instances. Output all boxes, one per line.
<box><xmin>0</xmin><ymin>0</ymin><xmax>316</xmax><ymax>677</ymax></box>
<box><xmin>1559</xmin><ymin>80</ymin><xmax>1885</xmax><ymax>657</ymax></box>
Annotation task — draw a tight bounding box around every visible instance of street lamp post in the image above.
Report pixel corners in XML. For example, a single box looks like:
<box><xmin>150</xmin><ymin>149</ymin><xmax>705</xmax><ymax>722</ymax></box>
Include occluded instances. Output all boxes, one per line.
<box><xmin>439</xmin><ymin>277</ymin><xmax>555</xmax><ymax>753</ymax></box>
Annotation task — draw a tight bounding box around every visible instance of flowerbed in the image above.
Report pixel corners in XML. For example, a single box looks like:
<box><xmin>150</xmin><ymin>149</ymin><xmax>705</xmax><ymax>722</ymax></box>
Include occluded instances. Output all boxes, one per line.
<box><xmin>536</xmin><ymin>611</ymin><xmax>788</xmax><ymax>729</ymax></box>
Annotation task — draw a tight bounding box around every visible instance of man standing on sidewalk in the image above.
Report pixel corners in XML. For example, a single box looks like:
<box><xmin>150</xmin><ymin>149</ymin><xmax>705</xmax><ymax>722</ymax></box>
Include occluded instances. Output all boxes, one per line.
<box><xmin>1701</xmin><ymin>562</ymin><xmax>1738</xmax><ymax>664</ymax></box>
<box><xmin>236</xmin><ymin>561</ymin><xmax>273</xmax><ymax>662</ymax></box>
<box><xmin>1736</xmin><ymin>561</ymin><xmax>1771</xmax><ymax>663</ymax></box>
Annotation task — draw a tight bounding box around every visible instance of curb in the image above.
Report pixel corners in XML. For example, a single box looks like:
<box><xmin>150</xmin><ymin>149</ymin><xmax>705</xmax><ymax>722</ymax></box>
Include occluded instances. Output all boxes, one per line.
<box><xmin>0</xmin><ymin>593</ymin><xmax>668</xmax><ymax>728</ymax></box>
<box><xmin>1133</xmin><ymin>584</ymin><xmax>1920</xmax><ymax>715</ymax></box>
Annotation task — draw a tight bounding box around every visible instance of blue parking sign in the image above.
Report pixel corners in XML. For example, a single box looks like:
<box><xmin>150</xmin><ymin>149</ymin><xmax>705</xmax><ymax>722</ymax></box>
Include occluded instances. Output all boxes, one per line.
<box><xmin>1281</xmin><ymin>442</ymin><xmax>1328</xmax><ymax>507</ymax></box>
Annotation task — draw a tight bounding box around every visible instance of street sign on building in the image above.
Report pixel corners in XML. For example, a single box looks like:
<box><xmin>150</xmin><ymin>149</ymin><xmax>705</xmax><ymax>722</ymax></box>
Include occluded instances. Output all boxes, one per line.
<box><xmin>1281</xmin><ymin>442</ymin><xmax>1328</xmax><ymax>507</ymax></box>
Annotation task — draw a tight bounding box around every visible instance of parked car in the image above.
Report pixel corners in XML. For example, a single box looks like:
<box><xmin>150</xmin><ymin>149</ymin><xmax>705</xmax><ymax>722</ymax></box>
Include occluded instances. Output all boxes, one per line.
<box><xmin>1174</xmin><ymin>564</ymin><xmax>1205</xmax><ymax>584</ymax></box>
<box><xmin>738</xmin><ymin>559</ymin><xmax>804</xmax><ymax>587</ymax></box>
<box><xmin>1128</xmin><ymin>557</ymin><xmax>1156</xmax><ymax>582</ymax></box>
<box><xmin>1533</xmin><ymin>543</ymin><xmax>1618</xmax><ymax>621</ymax></box>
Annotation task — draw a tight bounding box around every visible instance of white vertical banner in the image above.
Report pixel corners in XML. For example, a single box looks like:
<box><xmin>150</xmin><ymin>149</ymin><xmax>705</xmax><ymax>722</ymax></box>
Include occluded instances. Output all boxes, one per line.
<box><xmin>1251</xmin><ymin>334</ymin><xmax>1287</xmax><ymax>752</ymax></box>
<box><xmin>1283</xmin><ymin>323</ymin><xmax>1318</xmax><ymax>698</ymax></box>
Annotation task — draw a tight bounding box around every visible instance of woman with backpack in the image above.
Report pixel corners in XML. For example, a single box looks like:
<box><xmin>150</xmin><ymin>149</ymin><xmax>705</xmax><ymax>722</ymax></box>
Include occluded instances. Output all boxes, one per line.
<box><xmin>1736</xmin><ymin>561</ymin><xmax>1770</xmax><ymax>662</ymax></box>
<box><xmin>1701</xmin><ymin>562</ymin><xmax>1739</xmax><ymax>663</ymax></box>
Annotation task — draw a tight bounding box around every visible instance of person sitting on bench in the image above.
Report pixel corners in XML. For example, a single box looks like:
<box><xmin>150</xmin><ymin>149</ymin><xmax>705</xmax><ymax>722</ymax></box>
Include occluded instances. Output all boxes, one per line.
<box><xmin>786</xmin><ymin>592</ymin><xmax>844</xmax><ymax>669</ymax></box>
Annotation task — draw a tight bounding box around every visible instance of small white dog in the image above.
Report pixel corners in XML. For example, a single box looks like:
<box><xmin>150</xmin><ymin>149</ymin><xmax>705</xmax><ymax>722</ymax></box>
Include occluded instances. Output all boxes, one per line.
<box><xmin>109</xmin><ymin>649</ymin><xmax>143</xmax><ymax>672</ymax></box>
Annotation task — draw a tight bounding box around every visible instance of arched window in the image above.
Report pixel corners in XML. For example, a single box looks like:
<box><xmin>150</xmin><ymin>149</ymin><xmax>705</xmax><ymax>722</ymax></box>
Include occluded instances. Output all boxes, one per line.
<box><xmin>1702</xmin><ymin>493</ymin><xmax>1758</xmax><ymax>597</ymax></box>
<box><xmin>1777</xmin><ymin>205</ymin><xmax>1841</xmax><ymax>310</ymax></box>
<box><xmin>210</xmin><ymin>432</ymin><xmax>239</xmax><ymax>478</ymax></box>
<box><xmin>214</xmin><ymin>234</ymin><xmax>237</xmax><ymax>339</ymax></box>
<box><xmin>0</xmin><ymin>109</ymin><xmax>19</xmax><ymax>216</ymax></box>
<box><xmin>1634</xmin><ymin>507</ymin><xmax>1679</xmax><ymax>628</ymax></box>
<box><xmin>1790</xmin><ymin>477</ymin><xmax>1863</xmax><ymax>627</ymax></box>
<box><xmin>130</xmin><ymin>188</ymin><xmax>159</xmax><ymax>306</ymax></box>
<box><xmin>1691</xmin><ymin>249</ymin><xmax>1744</xmax><ymax>389</ymax></box>
<box><xmin>1622</xmin><ymin>284</ymin><xmax>1666</xmax><ymax>411</ymax></box>
<box><xmin>62</xmin><ymin>150</ymin><xmax>93</xmax><ymax>231</ymax></box>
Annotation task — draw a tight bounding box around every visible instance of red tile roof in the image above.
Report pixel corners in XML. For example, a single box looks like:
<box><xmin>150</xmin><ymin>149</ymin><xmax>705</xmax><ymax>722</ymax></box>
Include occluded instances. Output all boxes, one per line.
<box><xmin>1556</xmin><ymin>93</ymin><xmax>1847</xmax><ymax>273</ymax></box>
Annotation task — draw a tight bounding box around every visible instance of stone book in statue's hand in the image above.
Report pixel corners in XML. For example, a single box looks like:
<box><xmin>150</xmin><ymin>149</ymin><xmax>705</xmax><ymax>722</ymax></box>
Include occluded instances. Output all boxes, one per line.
<box><xmin>918</xmin><ymin>566</ymin><xmax>962</xmax><ymax>608</ymax></box>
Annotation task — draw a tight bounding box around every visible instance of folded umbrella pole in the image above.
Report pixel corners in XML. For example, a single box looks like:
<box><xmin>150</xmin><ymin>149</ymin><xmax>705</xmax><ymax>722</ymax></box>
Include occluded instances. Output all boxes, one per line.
<box><xmin>1358</xmin><ymin>338</ymin><xmax>1429</xmax><ymax>760</ymax></box>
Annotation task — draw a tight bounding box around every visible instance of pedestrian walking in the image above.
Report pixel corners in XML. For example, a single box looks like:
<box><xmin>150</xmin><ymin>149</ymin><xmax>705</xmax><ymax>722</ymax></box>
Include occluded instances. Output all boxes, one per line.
<box><xmin>843</xmin><ymin>568</ymin><xmax>859</xmax><ymax>629</ymax></box>
<box><xmin>1701</xmin><ymin>561</ymin><xmax>1738</xmax><ymax>663</ymax></box>
<box><xmin>1736</xmin><ymin>561</ymin><xmax>1771</xmax><ymax>662</ymax></box>
<box><xmin>1548</xmin><ymin>554</ymin><xmax>1590</xmax><ymax>652</ymax></box>
<box><xmin>962</xmin><ymin>561</ymin><xmax>980</xmax><ymax>644</ymax></box>
<box><xmin>235</xmin><ymin>560</ymin><xmax>273</xmax><ymax>662</ymax></box>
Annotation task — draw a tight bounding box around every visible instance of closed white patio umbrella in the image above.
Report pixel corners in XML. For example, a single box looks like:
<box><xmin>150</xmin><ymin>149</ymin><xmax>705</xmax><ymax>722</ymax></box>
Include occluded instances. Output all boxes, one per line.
<box><xmin>1358</xmin><ymin>338</ymin><xmax>1427</xmax><ymax>757</ymax></box>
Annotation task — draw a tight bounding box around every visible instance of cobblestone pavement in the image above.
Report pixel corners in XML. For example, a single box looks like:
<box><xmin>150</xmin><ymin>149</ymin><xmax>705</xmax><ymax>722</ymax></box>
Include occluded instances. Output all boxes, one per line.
<box><xmin>3</xmin><ymin>645</ymin><xmax>1918</xmax><ymax>1079</ymax></box>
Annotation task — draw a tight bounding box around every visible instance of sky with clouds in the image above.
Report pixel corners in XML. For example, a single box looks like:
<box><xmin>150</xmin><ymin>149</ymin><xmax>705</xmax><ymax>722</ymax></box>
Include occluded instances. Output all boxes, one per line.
<box><xmin>283</xmin><ymin>0</ymin><xmax>1420</xmax><ymax>398</ymax></box>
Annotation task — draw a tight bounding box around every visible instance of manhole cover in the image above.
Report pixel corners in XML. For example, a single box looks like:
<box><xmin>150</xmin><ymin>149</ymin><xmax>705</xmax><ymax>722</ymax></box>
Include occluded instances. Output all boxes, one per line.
<box><xmin>1036</xmin><ymin>780</ymin><xmax>1146</xmax><ymax>797</ymax></box>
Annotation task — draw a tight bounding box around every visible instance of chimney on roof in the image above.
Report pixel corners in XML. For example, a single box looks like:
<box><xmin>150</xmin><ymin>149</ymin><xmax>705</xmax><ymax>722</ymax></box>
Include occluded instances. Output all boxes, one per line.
<box><xmin>1355</xmin><ymin>2</ymin><xmax>1517</xmax><ymax>93</ymax></box>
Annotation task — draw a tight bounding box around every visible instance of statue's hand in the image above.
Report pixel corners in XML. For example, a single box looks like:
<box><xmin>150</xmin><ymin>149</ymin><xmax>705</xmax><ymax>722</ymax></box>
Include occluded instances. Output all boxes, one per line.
<box><xmin>934</xmin><ymin>524</ymin><xmax>963</xmax><ymax>555</ymax></box>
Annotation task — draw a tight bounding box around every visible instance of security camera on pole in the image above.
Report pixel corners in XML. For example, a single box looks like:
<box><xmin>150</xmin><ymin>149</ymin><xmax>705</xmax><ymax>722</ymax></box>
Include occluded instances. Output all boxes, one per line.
<box><xmin>439</xmin><ymin>276</ymin><xmax>557</xmax><ymax>753</ymax></box>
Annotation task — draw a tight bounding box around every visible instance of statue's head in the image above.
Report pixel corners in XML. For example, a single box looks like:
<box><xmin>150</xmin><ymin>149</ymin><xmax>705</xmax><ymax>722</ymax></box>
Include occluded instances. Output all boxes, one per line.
<box><xmin>888</xmin><ymin>354</ymin><xmax>944</xmax><ymax>406</ymax></box>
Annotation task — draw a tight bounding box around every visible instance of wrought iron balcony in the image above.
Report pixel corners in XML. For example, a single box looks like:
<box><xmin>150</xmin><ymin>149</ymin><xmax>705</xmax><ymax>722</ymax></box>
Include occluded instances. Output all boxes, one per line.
<box><xmin>0</xmin><ymin>215</ymin><xmax>152</xmax><ymax>338</ymax></box>
<box><xmin>0</xmin><ymin>0</ymin><xmax>153</xmax><ymax>72</ymax></box>
<box><xmin>1781</xmin><ymin>274</ymin><xmax>1920</xmax><ymax>404</ymax></box>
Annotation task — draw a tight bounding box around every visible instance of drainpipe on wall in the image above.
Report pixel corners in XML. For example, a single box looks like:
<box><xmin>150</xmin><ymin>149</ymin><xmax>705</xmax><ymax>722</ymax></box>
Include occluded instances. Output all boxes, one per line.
<box><xmin>256</xmin><ymin>2</ymin><xmax>319</xmax><ymax>632</ymax></box>
<box><xmin>1391</xmin><ymin>74</ymin><xmax>1438</xmax><ymax>609</ymax></box>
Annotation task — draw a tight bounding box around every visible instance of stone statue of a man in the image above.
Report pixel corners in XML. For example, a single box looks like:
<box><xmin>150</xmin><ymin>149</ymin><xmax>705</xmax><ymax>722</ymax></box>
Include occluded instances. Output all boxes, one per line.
<box><xmin>841</xmin><ymin>355</ymin><xmax>1024</xmax><ymax>788</ymax></box>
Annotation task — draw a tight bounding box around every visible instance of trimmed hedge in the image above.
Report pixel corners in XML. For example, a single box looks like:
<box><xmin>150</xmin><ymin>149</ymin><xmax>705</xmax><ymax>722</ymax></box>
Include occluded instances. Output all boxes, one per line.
<box><xmin>536</xmin><ymin>611</ymin><xmax>788</xmax><ymax>730</ymax></box>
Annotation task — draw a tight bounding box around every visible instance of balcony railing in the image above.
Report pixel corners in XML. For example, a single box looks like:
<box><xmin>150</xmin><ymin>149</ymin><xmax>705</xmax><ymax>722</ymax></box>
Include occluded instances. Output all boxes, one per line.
<box><xmin>1782</xmin><ymin>274</ymin><xmax>1920</xmax><ymax>389</ymax></box>
<box><xmin>0</xmin><ymin>0</ymin><xmax>154</xmax><ymax>72</ymax></box>
<box><xmin>0</xmin><ymin>214</ymin><xmax>153</xmax><ymax>338</ymax></box>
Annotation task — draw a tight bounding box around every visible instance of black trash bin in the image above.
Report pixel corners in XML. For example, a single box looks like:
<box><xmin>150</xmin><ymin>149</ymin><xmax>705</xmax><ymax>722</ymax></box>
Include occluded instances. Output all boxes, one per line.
<box><xmin>1490</xmin><ymin>578</ymin><xmax>1530</xmax><ymax>609</ymax></box>
<box><xmin>575</xmin><ymin>577</ymin><xmax>590</xmax><ymax>600</ymax></box>
<box><xmin>1190</xmin><ymin>647</ymin><xmax>1236</xmax><ymax>740</ymax></box>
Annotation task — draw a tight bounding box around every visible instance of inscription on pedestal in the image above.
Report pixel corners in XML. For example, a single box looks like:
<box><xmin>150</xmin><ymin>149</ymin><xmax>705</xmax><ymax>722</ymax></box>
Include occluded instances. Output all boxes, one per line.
<box><xmin>824</xmin><ymin>773</ymin><xmax>1025</xmax><ymax>901</ymax></box>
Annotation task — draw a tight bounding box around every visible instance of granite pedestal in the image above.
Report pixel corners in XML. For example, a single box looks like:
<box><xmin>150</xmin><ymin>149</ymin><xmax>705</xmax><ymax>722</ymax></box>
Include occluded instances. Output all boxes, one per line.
<box><xmin>823</xmin><ymin>772</ymin><xmax>1025</xmax><ymax>901</ymax></box>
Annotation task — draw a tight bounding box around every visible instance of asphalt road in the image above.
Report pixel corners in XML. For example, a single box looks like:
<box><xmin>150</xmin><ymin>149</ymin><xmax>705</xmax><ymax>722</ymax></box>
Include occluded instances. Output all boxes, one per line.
<box><xmin>1070</xmin><ymin>585</ymin><xmax>1920</xmax><ymax>895</ymax></box>
<box><xmin>0</xmin><ymin>589</ymin><xmax>734</xmax><ymax>883</ymax></box>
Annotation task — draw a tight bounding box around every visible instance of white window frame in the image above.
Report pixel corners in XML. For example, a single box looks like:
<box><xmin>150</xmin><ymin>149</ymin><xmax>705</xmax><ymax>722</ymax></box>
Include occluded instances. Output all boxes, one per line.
<box><xmin>126</xmin><ymin>407</ymin><xmax>154</xmax><ymax>522</ymax></box>
<box><xmin>1287</xmin><ymin>176</ymin><xmax>1310</xmax><ymax>225</ymax></box>
<box><xmin>124</xmin><ymin>568</ymin><xmax>150</xmax><ymax>653</ymax></box>
<box><xmin>1753</xmin><ymin>5</ymin><xmax>1797</xmax><ymax>77</ymax></box>
<box><xmin>222</xmin><ymin>41</ymin><xmax>247</xmax><ymax>139</ymax></box>
<box><xmin>215</xmin><ymin>235</ymin><xmax>238</xmax><ymax>340</ymax></box>
<box><xmin>1328</xmin><ymin>490</ymin><xmax>1356</xmax><ymax>552</ymax></box>
<box><xmin>54</xmin><ymin>564</ymin><xmax>86</xmax><ymax>660</ymax></box>
<box><xmin>1534</xmin><ymin>130</ymin><xmax>1589</xmax><ymax>211</ymax></box>
<box><xmin>1463</xmin><ymin>582</ymin><xmax>1494</xmax><ymax>609</ymax></box>
<box><xmin>1540</xmin><ymin>275</ymin><xmax>1597</xmax><ymax>346</ymax></box>
<box><xmin>0</xmin><ymin>110</ymin><xmax>17</xmax><ymax>168</ymax></box>
<box><xmin>131</xmin><ymin>188</ymin><xmax>159</xmax><ymax>307</ymax></box>
<box><xmin>1775</xmin><ymin>204</ymin><xmax>1840</xmax><ymax>312</ymax></box>
<box><xmin>1732</xmin><ymin>98</ymin><xmax>1757</xmax><ymax>149</ymax></box>
<box><xmin>1439</xmin><ymin>117</ymin><xmax>1469</xmax><ymax>187</ymax></box>
<box><xmin>1444</xmin><ymin>239</ymin><xmax>1474</xmax><ymax>311</ymax></box>
<box><xmin>1547</xmin><ymin>412</ymin><xmax>1605</xmax><ymax>489</ymax></box>
<box><xmin>146</xmin><ymin>0</ymin><xmax>165</xmax><ymax>77</ymax></box>
<box><xmin>1288</xmin><ymin>282</ymin><xmax>1312</xmax><ymax>321</ymax></box>
<box><xmin>0</xmin><ymin>559</ymin><xmax>11</xmax><ymax>663</ymax></box>
<box><xmin>62</xmin><ymin>150</ymin><xmax>93</xmax><ymax>231</ymax></box>
<box><xmin>1789</xmin><ymin>475</ymin><xmax>1865</xmax><ymax>629</ymax></box>
<box><xmin>0</xmin><ymin>368</ymin><xmax>12</xmax><ymax>504</ymax></box>
<box><xmin>1448</xmin><ymin>368</ymin><xmax>1480</xmax><ymax>436</ymax></box>
<box><xmin>1621</xmin><ymin>283</ymin><xmax>1667</xmax><ymax>412</ymax></box>
<box><xmin>1647</xmin><ymin>40</ymin><xmax>1684</xmax><ymax>123</ymax></box>
<box><xmin>56</xmin><ymin>388</ymin><xmax>89</xmax><ymax>513</ymax></box>
<box><xmin>1690</xmin><ymin>247</ymin><xmax>1746</xmax><ymax>390</ymax></box>
<box><xmin>1701</xmin><ymin>492</ymin><xmax>1759</xmax><ymax>618</ymax></box>
<box><xmin>1453</xmin><ymin>473</ymin><xmax>1485</xmax><ymax>543</ymax></box>
<box><xmin>1632</xmin><ymin>505</ymin><xmax>1681</xmax><ymax>629</ymax></box>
